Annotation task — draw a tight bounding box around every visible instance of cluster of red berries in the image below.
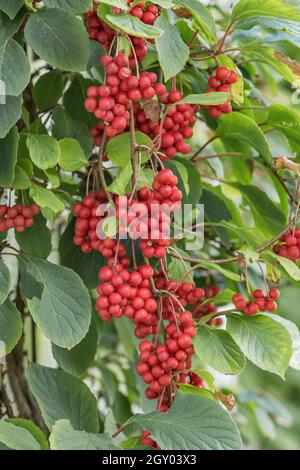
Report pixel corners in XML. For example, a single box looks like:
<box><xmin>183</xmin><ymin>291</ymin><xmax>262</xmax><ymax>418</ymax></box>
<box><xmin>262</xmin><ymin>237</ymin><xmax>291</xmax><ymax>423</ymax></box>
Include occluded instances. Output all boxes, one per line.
<box><xmin>138</xmin><ymin>169</ymin><xmax>182</xmax><ymax>259</ymax></box>
<box><xmin>192</xmin><ymin>286</ymin><xmax>224</xmax><ymax>326</ymax></box>
<box><xmin>85</xmin><ymin>53</ymin><xmax>167</xmax><ymax>142</ymax></box>
<box><xmin>273</xmin><ymin>228</ymin><xmax>300</xmax><ymax>263</ymax></box>
<box><xmin>134</xmin><ymin>90</ymin><xmax>197</xmax><ymax>160</ymax></box>
<box><xmin>135</xmin><ymin>307</ymin><xmax>199</xmax><ymax>411</ymax></box>
<box><xmin>72</xmin><ymin>191</ymin><xmax>109</xmax><ymax>254</ymax></box>
<box><xmin>127</xmin><ymin>1</ymin><xmax>159</xmax><ymax>25</ymax></box>
<box><xmin>86</xmin><ymin>11</ymin><xmax>148</xmax><ymax>68</ymax></box>
<box><xmin>96</xmin><ymin>263</ymin><xmax>159</xmax><ymax>337</ymax></box>
<box><xmin>0</xmin><ymin>204</ymin><xmax>40</xmax><ymax>233</ymax></box>
<box><xmin>204</xmin><ymin>66</ymin><xmax>238</xmax><ymax>119</ymax></box>
<box><xmin>141</xmin><ymin>431</ymin><xmax>160</xmax><ymax>449</ymax></box>
<box><xmin>232</xmin><ymin>289</ymin><xmax>280</xmax><ymax>316</ymax></box>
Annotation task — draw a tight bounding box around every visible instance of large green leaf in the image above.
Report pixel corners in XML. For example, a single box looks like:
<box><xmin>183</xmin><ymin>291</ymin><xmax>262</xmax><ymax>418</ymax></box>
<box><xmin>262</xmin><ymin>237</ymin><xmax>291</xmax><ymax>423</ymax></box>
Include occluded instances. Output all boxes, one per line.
<box><xmin>15</xmin><ymin>214</ymin><xmax>52</xmax><ymax>259</ymax></box>
<box><xmin>26</xmin><ymin>364</ymin><xmax>99</xmax><ymax>433</ymax></box>
<box><xmin>0</xmin><ymin>39</ymin><xmax>30</xmax><ymax>96</ymax></box>
<box><xmin>24</xmin><ymin>8</ymin><xmax>89</xmax><ymax>72</ymax></box>
<box><xmin>107</xmin><ymin>161</ymin><xmax>133</xmax><ymax>195</ymax></box>
<box><xmin>216</xmin><ymin>113</ymin><xmax>271</xmax><ymax>164</ymax></box>
<box><xmin>0</xmin><ymin>299</ymin><xmax>22</xmax><ymax>357</ymax></box>
<box><xmin>243</xmin><ymin>46</ymin><xmax>300</xmax><ymax>83</ymax></box>
<box><xmin>0</xmin><ymin>261</ymin><xmax>10</xmax><ymax>306</ymax></box>
<box><xmin>26</xmin><ymin>134</ymin><xmax>60</xmax><ymax>170</ymax></box>
<box><xmin>175</xmin><ymin>0</ymin><xmax>216</xmax><ymax>45</ymax></box>
<box><xmin>227</xmin><ymin>314</ymin><xmax>292</xmax><ymax>378</ymax></box>
<box><xmin>29</xmin><ymin>184</ymin><xmax>65</xmax><ymax>214</ymax></box>
<box><xmin>43</xmin><ymin>0</ymin><xmax>93</xmax><ymax>13</ymax></box>
<box><xmin>230</xmin><ymin>183</ymin><xmax>287</xmax><ymax>236</ymax></box>
<box><xmin>134</xmin><ymin>395</ymin><xmax>241</xmax><ymax>450</ymax></box>
<box><xmin>59</xmin><ymin>218</ymin><xmax>106</xmax><ymax>289</ymax></box>
<box><xmin>265</xmin><ymin>252</ymin><xmax>300</xmax><ymax>281</ymax></box>
<box><xmin>0</xmin><ymin>421</ymin><xmax>41</xmax><ymax>450</ymax></box>
<box><xmin>58</xmin><ymin>138</ymin><xmax>87</xmax><ymax>171</ymax></box>
<box><xmin>0</xmin><ymin>95</ymin><xmax>22</xmax><ymax>139</ymax></box>
<box><xmin>52</xmin><ymin>316</ymin><xmax>98</xmax><ymax>377</ymax></box>
<box><xmin>50</xmin><ymin>420</ymin><xmax>118</xmax><ymax>450</ymax></box>
<box><xmin>7</xmin><ymin>418</ymin><xmax>49</xmax><ymax>450</ymax></box>
<box><xmin>267</xmin><ymin>104</ymin><xmax>300</xmax><ymax>145</ymax></box>
<box><xmin>107</xmin><ymin>131</ymin><xmax>152</xmax><ymax>167</ymax></box>
<box><xmin>155</xmin><ymin>16</ymin><xmax>189</xmax><ymax>82</ymax></box>
<box><xmin>200</xmin><ymin>188</ymin><xmax>232</xmax><ymax>245</ymax></box>
<box><xmin>231</xmin><ymin>0</ymin><xmax>300</xmax><ymax>37</ymax></box>
<box><xmin>19</xmin><ymin>256</ymin><xmax>91</xmax><ymax>348</ymax></box>
<box><xmin>52</xmin><ymin>108</ymin><xmax>93</xmax><ymax>157</ymax></box>
<box><xmin>263</xmin><ymin>313</ymin><xmax>300</xmax><ymax>371</ymax></box>
<box><xmin>194</xmin><ymin>326</ymin><xmax>245</xmax><ymax>375</ymax></box>
<box><xmin>0</xmin><ymin>126</ymin><xmax>19</xmax><ymax>186</ymax></box>
<box><xmin>0</xmin><ymin>9</ymin><xmax>24</xmax><ymax>42</ymax></box>
<box><xmin>32</xmin><ymin>71</ymin><xmax>65</xmax><ymax>112</ymax></box>
<box><xmin>106</xmin><ymin>13</ymin><xmax>164</xmax><ymax>39</ymax></box>
<box><xmin>0</xmin><ymin>0</ymin><xmax>23</xmax><ymax>19</ymax></box>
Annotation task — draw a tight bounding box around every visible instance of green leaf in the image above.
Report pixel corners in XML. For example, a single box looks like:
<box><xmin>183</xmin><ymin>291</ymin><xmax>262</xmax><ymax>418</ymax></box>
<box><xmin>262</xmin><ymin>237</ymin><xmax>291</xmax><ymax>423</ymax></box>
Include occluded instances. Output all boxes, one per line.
<box><xmin>266</xmin><ymin>252</ymin><xmax>300</xmax><ymax>281</ymax></box>
<box><xmin>155</xmin><ymin>16</ymin><xmax>189</xmax><ymax>82</ymax></box>
<box><xmin>178</xmin><ymin>384</ymin><xmax>215</xmax><ymax>400</ymax></box>
<box><xmin>173</xmin><ymin>92</ymin><xmax>229</xmax><ymax>108</ymax></box>
<box><xmin>263</xmin><ymin>313</ymin><xmax>300</xmax><ymax>371</ymax></box>
<box><xmin>0</xmin><ymin>0</ymin><xmax>23</xmax><ymax>19</ymax></box>
<box><xmin>168</xmin><ymin>257</ymin><xmax>191</xmax><ymax>282</ymax></box>
<box><xmin>194</xmin><ymin>262</ymin><xmax>240</xmax><ymax>282</ymax></box>
<box><xmin>29</xmin><ymin>184</ymin><xmax>65</xmax><ymax>213</ymax></box>
<box><xmin>231</xmin><ymin>0</ymin><xmax>300</xmax><ymax>37</ymax></box>
<box><xmin>134</xmin><ymin>395</ymin><xmax>241</xmax><ymax>450</ymax></box>
<box><xmin>59</xmin><ymin>218</ymin><xmax>106</xmax><ymax>289</ymax></box>
<box><xmin>0</xmin><ymin>126</ymin><xmax>19</xmax><ymax>186</ymax></box>
<box><xmin>0</xmin><ymin>9</ymin><xmax>25</xmax><ymax>42</ymax></box>
<box><xmin>165</xmin><ymin>157</ymin><xmax>202</xmax><ymax>205</ymax></box>
<box><xmin>19</xmin><ymin>256</ymin><xmax>91</xmax><ymax>348</ymax></box>
<box><xmin>0</xmin><ymin>421</ymin><xmax>41</xmax><ymax>450</ymax></box>
<box><xmin>15</xmin><ymin>214</ymin><xmax>52</xmax><ymax>259</ymax></box>
<box><xmin>267</xmin><ymin>104</ymin><xmax>300</xmax><ymax>145</ymax></box>
<box><xmin>11</xmin><ymin>166</ymin><xmax>31</xmax><ymax>190</ymax></box>
<box><xmin>26</xmin><ymin>134</ymin><xmax>60</xmax><ymax>170</ymax></box>
<box><xmin>106</xmin><ymin>13</ymin><xmax>163</xmax><ymax>39</ymax></box>
<box><xmin>43</xmin><ymin>0</ymin><xmax>93</xmax><ymax>13</ymax></box>
<box><xmin>24</xmin><ymin>8</ymin><xmax>89</xmax><ymax>72</ymax></box>
<box><xmin>52</xmin><ymin>108</ymin><xmax>93</xmax><ymax>157</ymax></box>
<box><xmin>99</xmin><ymin>0</ymin><xmax>128</xmax><ymax>8</ymax></box>
<box><xmin>52</xmin><ymin>315</ymin><xmax>98</xmax><ymax>377</ymax></box>
<box><xmin>26</xmin><ymin>364</ymin><xmax>99</xmax><ymax>432</ymax></box>
<box><xmin>0</xmin><ymin>95</ymin><xmax>22</xmax><ymax>139</ymax></box>
<box><xmin>0</xmin><ymin>39</ymin><xmax>30</xmax><ymax>96</ymax></box>
<box><xmin>0</xmin><ymin>299</ymin><xmax>22</xmax><ymax>357</ymax></box>
<box><xmin>216</xmin><ymin>113</ymin><xmax>271</xmax><ymax>164</ymax></box>
<box><xmin>0</xmin><ymin>261</ymin><xmax>10</xmax><ymax>306</ymax></box>
<box><xmin>107</xmin><ymin>161</ymin><xmax>133</xmax><ymax>195</ymax></box>
<box><xmin>175</xmin><ymin>0</ymin><xmax>216</xmax><ymax>45</ymax></box>
<box><xmin>230</xmin><ymin>183</ymin><xmax>287</xmax><ymax>237</ymax></box>
<box><xmin>243</xmin><ymin>46</ymin><xmax>300</xmax><ymax>83</ymax></box>
<box><xmin>7</xmin><ymin>418</ymin><xmax>49</xmax><ymax>450</ymax></box>
<box><xmin>32</xmin><ymin>71</ymin><xmax>65</xmax><ymax>112</ymax></box>
<box><xmin>58</xmin><ymin>138</ymin><xmax>87</xmax><ymax>171</ymax></box>
<box><xmin>227</xmin><ymin>314</ymin><xmax>292</xmax><ymax>378</ymax></box>
<box><xmin>107</xmin><ymin>131</ymin><xmax>152</xmax><ymax>167</ymax></box>
<box><xmin>200</xmin><ymin>189</ymin><xmax>232</xmax><ymax>245</ymax></box>
<box><xmin>194</xmin><ymin>326</ymin><xmax>246</xmax><ymax>375</ymax></box>
<box><xmin>50</xmin><ymin>420</ymin><xmax>118</xmax><ymax>450</ymax></box>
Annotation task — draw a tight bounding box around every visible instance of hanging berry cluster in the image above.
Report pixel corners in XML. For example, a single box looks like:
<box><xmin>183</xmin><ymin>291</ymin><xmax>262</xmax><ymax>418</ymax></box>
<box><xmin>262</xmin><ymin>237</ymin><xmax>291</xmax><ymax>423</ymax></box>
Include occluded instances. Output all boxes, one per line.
<box><xmin>85</xmin><ymin>53</ymin><xmax>167</xmax><ymax>142</ymax></box>
<box><xmin>273</xmin><ymin>228</ymin><xmax>300</xmax><ymax>263</ymax></box>
<box><xmin>205</xmin><ymin>66</ymin><xmax>238</xmax><ymax>119</ymax></box>
<box><xmin>0</xmin><ymin>203</ymin><xmax>40</xmax><ymax>233</ymax></box>
<box><xmin>232</xmin><ymin>289</ymin><xmax>280</xmax><ymax>316</ymax></box>
<box><xmin>134</xmin><ymin>91</ymin><xmax>198</xmax><ymax>159</ymax></box>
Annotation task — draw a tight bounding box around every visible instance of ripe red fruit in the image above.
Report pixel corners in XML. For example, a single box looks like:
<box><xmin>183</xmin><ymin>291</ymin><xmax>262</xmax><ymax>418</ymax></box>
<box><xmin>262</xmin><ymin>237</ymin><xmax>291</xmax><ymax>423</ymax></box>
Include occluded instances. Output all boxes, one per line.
<box><xmin>216</xmin><ymin>66</ymin><xmax>231</xmax><ymax>82</ymax></box>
